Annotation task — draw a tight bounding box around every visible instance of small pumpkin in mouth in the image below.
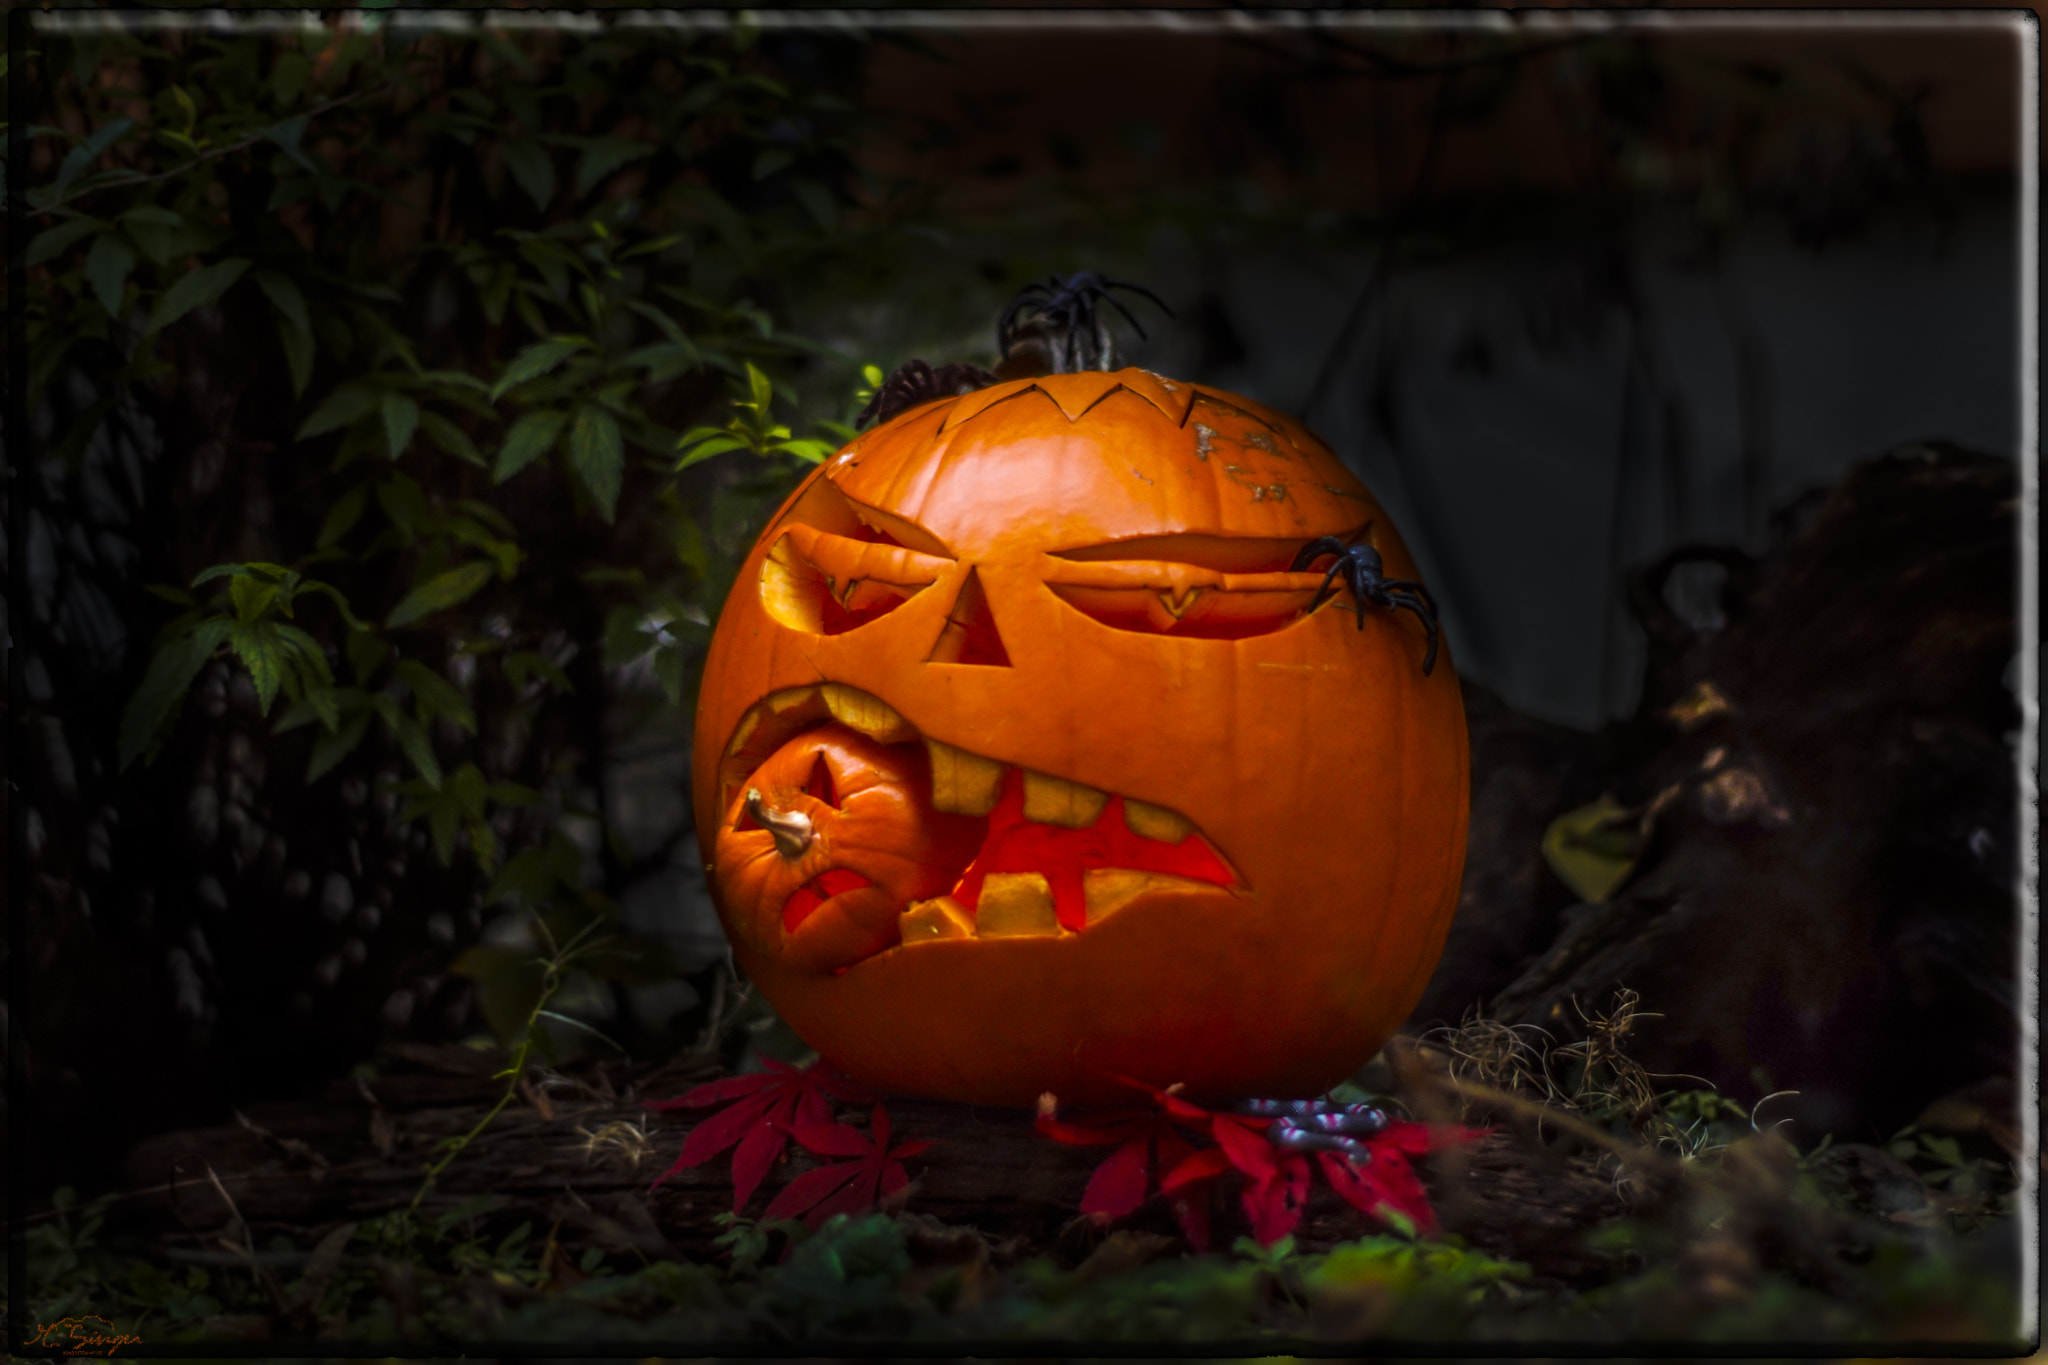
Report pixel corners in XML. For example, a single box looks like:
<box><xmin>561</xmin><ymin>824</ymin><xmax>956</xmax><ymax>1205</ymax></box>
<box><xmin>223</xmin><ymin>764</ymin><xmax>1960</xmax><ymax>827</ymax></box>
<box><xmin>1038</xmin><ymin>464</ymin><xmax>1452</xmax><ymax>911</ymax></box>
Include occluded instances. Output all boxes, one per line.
<box><xmin>692</xmin><ymin>287</ymin><xmax>1470</xmax><ymax>1108</ymax></box>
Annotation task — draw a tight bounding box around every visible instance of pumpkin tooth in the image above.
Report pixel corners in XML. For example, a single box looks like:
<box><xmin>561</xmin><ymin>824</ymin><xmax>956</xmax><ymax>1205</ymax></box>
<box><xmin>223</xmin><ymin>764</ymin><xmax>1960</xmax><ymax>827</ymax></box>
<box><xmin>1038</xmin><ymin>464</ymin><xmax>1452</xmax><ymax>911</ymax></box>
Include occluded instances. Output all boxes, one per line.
<box><xmin>1123</xmin><ymin>798</ymin><xmax>1195</xmax><ymax>844</ymax></box>
<box><xmin>975</xmin><ymin>872</ymin><xmax>1060</xmax><ymax>937</ymax></box>
<box><xmin>1021</xmin><ymin>770</ymin><xmax>1109</xmax><ymax>828</ymax></box>
<box><xmin>767</xmin><ymin>685</ymin><xmax>821</xmax><ymax>715</ymax></box>
<box><xmin>1083</xmin><ymin>868</ymin><xmax>1213</xmax><ymax>925</ymax></box>
<box><xmin>926</xmin><ymin>739</ymin><xmax>1007</xmax><ymax>816</ymax></box>
<box><xmin>820</xmin><ymin>683</ymin><xmax>918</xmax><ymax>745</ymax></box>
<box><xmin>901</xmin><ymin>895</ymin><xmax>976</xmax><ymax>943</ymax></box>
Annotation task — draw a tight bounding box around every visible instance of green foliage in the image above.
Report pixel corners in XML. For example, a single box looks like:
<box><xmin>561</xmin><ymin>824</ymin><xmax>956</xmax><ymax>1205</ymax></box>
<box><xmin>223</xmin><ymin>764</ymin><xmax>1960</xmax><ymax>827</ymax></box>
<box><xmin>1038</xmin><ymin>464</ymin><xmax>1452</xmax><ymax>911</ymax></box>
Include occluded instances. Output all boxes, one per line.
<box><xmin>25</xmin><ymin>14</ymin><xmax>891</xmax><ymax>1124</ymax></box>
<box><xmin>675</xmin><ymin>361</ymin><xmax>839</xmax><ymax>470</ymax></box>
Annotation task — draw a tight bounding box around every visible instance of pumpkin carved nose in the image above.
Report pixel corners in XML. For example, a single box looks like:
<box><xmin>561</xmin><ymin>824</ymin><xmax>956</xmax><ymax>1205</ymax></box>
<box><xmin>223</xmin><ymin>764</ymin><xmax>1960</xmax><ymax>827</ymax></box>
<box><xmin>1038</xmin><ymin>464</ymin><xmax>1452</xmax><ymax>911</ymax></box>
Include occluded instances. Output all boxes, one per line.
<box><xmin>926</xmin><ymin>568</ymin><xmax>1011</xmax><ymax>666</ymax></box>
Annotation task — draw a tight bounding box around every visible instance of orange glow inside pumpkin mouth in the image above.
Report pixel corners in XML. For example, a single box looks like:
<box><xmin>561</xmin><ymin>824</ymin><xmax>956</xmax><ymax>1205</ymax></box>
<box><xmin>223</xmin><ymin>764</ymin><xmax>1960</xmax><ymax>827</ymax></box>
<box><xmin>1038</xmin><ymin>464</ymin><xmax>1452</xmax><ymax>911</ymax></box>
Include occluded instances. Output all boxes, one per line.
<box><xmin>718</xmin><ymin>684</ymin><xmax>1241</xmax><ymax>956</ymax></box>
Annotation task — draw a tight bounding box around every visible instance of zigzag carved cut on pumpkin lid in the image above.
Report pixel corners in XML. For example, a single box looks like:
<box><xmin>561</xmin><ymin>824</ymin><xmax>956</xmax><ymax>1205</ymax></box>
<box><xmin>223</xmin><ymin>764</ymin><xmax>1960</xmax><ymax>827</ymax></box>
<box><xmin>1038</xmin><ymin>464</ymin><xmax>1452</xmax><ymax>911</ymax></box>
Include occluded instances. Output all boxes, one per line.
<box><xmin>939</xmin><ymin>369</ymin><xmax>1196</xmax><ymax>432</ymax></box>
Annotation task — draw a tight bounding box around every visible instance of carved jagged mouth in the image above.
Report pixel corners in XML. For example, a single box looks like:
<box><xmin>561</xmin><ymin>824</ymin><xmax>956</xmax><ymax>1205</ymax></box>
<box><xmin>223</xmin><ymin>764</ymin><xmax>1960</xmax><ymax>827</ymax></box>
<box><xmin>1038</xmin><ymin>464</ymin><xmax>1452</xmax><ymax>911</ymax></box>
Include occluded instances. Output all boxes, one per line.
<box><xmin>717</xmin><ymin>683</ymin><xmax>1241</xmax><ymax>956</ymax></box>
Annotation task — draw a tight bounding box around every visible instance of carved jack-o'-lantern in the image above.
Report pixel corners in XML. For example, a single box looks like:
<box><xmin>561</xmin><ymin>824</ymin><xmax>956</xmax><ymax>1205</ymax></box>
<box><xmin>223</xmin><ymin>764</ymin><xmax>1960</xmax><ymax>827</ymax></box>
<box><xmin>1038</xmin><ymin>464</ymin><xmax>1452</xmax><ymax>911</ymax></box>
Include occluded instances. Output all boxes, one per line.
<box><xmin>692</xmin><ymin>365</ymin><xmax>1469</xmax><ymax>1107</ymax></box>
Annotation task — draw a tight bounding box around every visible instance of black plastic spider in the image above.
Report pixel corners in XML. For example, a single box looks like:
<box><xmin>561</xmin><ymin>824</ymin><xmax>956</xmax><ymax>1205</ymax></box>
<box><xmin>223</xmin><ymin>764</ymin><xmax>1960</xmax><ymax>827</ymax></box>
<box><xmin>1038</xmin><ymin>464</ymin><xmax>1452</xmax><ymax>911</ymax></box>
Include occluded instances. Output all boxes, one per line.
<box><xmin>1291</xmin><ymin>533</ymin><xmax>1441</xmax><ymax>676</ymax></box>
<box><xmin>854</xmin><ymin>358</ymin><xmax>1000</xmax><ymax>430</ymax></box>
<box><xmin>996</xmin><ymin>271</ymin><xmax>1172</xmax><ymax>377</ymax></box>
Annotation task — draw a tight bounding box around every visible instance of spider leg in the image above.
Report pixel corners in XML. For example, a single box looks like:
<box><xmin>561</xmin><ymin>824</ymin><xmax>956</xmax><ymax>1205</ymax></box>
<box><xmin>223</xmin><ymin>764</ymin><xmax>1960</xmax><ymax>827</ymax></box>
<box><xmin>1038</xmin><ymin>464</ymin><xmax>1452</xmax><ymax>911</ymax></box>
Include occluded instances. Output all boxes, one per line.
<box><xmin>1383</xmin><ymin>588</ymin><xmax>1440</xmax><ymax>675</ymax></box>
<box><xmin>1380</xmin><ymin>577</ymin><xmax>1438</xmax><ymax>620</ymax></box>
<box><xmin>1316</xmin><ymin>560</ymin><xmax>1373</xmax><ymax>630</ymax></box>
<box><xmin>1289</xmin><ymin>536</ymin><xmax>1349</xmax><ymax>573</ymax></box>
<box><xmin>1098</xmin><ymin>289</ymin><xmax>1155</xmax><ymax>341</ymax></box>
<box><xmin>1101</xmin><ymin>278</ymin><xmax>1173</xmax><ymax>318</ymax></box>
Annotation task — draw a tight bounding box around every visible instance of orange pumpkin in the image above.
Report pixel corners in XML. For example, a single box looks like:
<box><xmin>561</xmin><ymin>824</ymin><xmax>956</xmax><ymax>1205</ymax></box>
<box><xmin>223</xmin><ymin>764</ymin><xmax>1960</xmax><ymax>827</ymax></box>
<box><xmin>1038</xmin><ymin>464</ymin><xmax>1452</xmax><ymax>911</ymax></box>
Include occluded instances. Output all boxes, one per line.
<box><xmin>692</xmin><ymin>367</ymin><xmax>1469</xmax><ymax>1107</ymax></box>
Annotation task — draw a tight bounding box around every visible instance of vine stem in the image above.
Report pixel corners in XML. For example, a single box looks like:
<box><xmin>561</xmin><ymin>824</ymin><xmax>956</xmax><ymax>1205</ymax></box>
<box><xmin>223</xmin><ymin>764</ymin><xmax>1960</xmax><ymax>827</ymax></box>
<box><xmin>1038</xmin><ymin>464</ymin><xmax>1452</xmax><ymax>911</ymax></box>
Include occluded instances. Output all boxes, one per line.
<box><xmin>31</xmin><ymin>78</ymin><xmax>401</xmax><ymax>217</ymax></box>
<box><xmin>404</xmin><ymin>914</ymin><xmax>605</xmax><ymax>1218</ymax></box>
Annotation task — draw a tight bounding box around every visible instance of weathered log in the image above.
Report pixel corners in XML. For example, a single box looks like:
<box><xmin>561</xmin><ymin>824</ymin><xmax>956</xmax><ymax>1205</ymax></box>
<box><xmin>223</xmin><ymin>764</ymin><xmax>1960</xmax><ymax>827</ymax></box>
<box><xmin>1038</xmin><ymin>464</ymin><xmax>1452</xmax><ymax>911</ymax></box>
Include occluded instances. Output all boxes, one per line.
<box><xmin>117</xmin><ymin>1043</ymin><xmax>1628</xmax><ymax>1283</ymax></box>
<box><xmin>1433</xmin><ymin>443</ymin><xmax>2017</xmax><ymax>1142</ymax></box>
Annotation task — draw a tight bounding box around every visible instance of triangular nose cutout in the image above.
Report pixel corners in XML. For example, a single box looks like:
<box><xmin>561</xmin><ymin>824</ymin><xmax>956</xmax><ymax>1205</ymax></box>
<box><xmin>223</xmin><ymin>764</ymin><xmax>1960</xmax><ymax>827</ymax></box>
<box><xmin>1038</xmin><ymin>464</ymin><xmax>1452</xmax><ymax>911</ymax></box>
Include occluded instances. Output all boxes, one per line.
<box><xmin>926</xmin><ymin>568</ymin><xmax>1011</xmax><ymax>666</ymax></box>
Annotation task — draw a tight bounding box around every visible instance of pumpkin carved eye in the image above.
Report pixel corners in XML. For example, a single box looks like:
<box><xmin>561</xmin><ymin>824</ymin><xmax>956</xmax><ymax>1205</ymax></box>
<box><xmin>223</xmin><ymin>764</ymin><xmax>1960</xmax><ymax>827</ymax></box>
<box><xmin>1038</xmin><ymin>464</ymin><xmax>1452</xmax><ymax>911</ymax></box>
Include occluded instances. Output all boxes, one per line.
<box><xmin>1043</xmin><ymin>530</ymin><xmax>1370</xmax><ymax>639</ymax></box>
<box><xmin>759</xmin><ymin>478</ymin><xmax>954</xmax><ymax>634</ymax></box>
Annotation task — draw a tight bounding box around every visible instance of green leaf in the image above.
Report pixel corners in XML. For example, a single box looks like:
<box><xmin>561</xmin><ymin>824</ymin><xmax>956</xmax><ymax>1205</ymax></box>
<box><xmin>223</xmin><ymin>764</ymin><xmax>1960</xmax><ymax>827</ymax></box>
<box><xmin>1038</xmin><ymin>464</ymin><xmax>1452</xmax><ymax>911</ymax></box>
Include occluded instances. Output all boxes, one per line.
<box><xmin>296</xmin><ymin>385</ymin><xmax>379</xmax><ymax>441</ymax></box>
<box><xmin>505</xmin><ymin>650</ymin><xmax>574</xmax><ymax>694</ymax></box>
<box><xmin>380</xmin><ymin>706</ymin><xmax>443</xmax><ymax>789</ymax></box>
<box><xmin>307</xmin><ymin>709</ymin><xmax>371</xmax><ymax>782</ymax></box>
<box><xmin>575</xmin><ymin>136</ymin><xmax>654</xmax><ymax>197</ymax></box>
<box><xmin>674</xmin><ymin>434</ymin><xmax>747</xmax><ymax>471</ymax></box>
<box><xmin>380</xmin><ymin>391</ymin><xmax>420</xmax><ymax>459</ymax></box>
<box><xmin>489</xmin><ymin>336</ymin><xmax>590</xmax><ymax>400</ymax></box>
<box><xmin>51</xmin><ymin>117</ymin><xmax>135</xmax><ymax>202</ymax></box>
<box><xmin>624</xmin><ymin>299</ymin><xmax>688</xmax><ymax>344</ymax></box>
<box><xmin>263</xmin><ymin>113</ymin><xmax>319</xmax><ymax>175</ymax></box>
<box><xmin>84</xmin><ymin>231</ymin><xmax>135</xmax><ymax>316</ymax></box>
<box><xmin>317</xmin><ymin>483</ymin><xmax>370</xmax><ymax>548</ymax></box>
<box><xmin>619</xmin><ymin>233</ymin><xmax>683</xmax><ymax>261</ymax></box>
<box><xmin>674</xmin><ymin>514</ymin><xmax>710</xmax><ymax>583</ymax></box>
<box><xmin>743</xmin><ymin>361</ymin><xmax>775</xmax><ymax>415</ymax></box>
<box><xmin>386</xmin><ymin>561</ymin><xmax>494</xmax><ymax>629</ymax></box>
<box><xmin>452</xmin><ymin>944</ymin><xmax>547</xmax><ymax>1041</ymax></box>
<box><xmin>625</xmin><ymin>339</ymin><xmax>701</xmax><ymax>384</ymax></box>
<box><xmin>485</xmin><ymin>832</ymin><xmax>581</xmax><ymax>908</ymax></box>
<box><xmin>420</xmin><ymin>411</ymin><xmax>487</xmax><ymax>467</ymax></box>
<box><xmin>602</xmin><ymin>605</ymin><xmax>655</xmax><ymax>668</ymax></box>
<box><xmin>277</xmin><ymin>314</ymin><xmax>316</xmax><ymax>398</ymax></box>
<box><xmin>567</xmin><ymin>405</ymin><xmax>624</xmax><ymax>523</ymax></box>
<box><xmin>119</xmin><ymin>204</ymin><xmax>216</xmax><ymax>264</ymax></box>
<box><xmin>119</xmin><ymin>618</ymin><xmax>232</xmax><ymax>768</ymax></box>
<box><xmin>146</xmin><ymin>257</ymin><xmax>251</xmax><ymax>335</ymax></box>
<box><xmin>270</xmin><ymin>51</ymin><xmax>310</xmax><ymax>106</ymax></box>
<box><xmin>576</xmin><ymin>932</ymin><xmax>684</xmax><ymax>986</ymax></box>
<box><xmin>253</xmin><ymin>268</ymin><xmax>312</xmax><ymax>339</ymax></box>
<box><xmin>24</xmin><ymin>216</ymin><xmax>103</xmax><ymax>268</ymax></box>
<box><xmin>514</xmin><ymin>236</ymin><xmax>574</xmax><ymax>301</ymax></box>
<box><xmin>774</xmin><ymin>438</ymin><xmax>833</xmax><ymax>465</ymax></box>
<box><xmin>503</xmin><ymin>138</ymin><xmax>554</xmax><ymax>210</ymax></box>
<box><xmin>494</xmin><ymin>408</ymin><xmax>567</xmax><ymax>483</ymax></box>
<box><xmin>229</xmin><ymin>574</ymin><xmax>281</xmax><ymax>624</ymax></box>
<box><xmin>653</xmin><ymin>642</ymin><xmax>692</xmax><ymax>704</ymax></box>
<box><xmin>293</xmin><ymin>581</ymin><xmax>371</xmax><ymax>632</ymax></box>
<box><xmin>374</xmin><ymin>473</ymin><xmax>429</xmax><ymax>539</ymax></box>
<box><xmin>1541</xmin><ymin>794</ymin><xmax>1646</xmax><ymax>905</ymax></box>
<box><xmin>395</xmin><ymin>658</ymin><xmax>477</xmax><ymax>733</ymax></box>
<box><xmin>789</xmin><ymin>176</ymin><xmax>837</xmax><ymax>230</ymax></box>
<box><xmin>228</xmin><ymin>620</ymin><xmax>286</xmax><ymax>714</ymax></box>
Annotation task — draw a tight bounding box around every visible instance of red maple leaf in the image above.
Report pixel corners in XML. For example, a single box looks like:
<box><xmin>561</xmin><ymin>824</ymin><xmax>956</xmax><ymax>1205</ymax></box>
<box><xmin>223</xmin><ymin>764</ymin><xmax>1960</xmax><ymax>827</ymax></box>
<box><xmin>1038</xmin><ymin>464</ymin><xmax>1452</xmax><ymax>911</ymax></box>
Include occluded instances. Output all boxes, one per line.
<box><xmin>1210</xmin><ymin>1111</ymin><xmax>1317</xmax><ymax>1246</ymax></box>
<box><xmin>761</xmin><ymin>1101</ymin><xmax>937</xmax><ymax>1228</ymax></box>
<box><xmin>1043</xmin><ymin>1081</ymin><xmax>1266</xmax><ymax>1250</ymax></box>
<box><xmin>644</xmin><ymin>1058</ymin><xmax>869</xmax><ymax>1210</ymax></box>
<box><xmin>1034</xmin><ymin>1094</ymin><xmax>1203</xmax><ymax>1225</ymax></box>
<box><xmin>1315</xmin><ymin>1120</ymin><xmax>1487</xmax><ymax>1237</ymax></box>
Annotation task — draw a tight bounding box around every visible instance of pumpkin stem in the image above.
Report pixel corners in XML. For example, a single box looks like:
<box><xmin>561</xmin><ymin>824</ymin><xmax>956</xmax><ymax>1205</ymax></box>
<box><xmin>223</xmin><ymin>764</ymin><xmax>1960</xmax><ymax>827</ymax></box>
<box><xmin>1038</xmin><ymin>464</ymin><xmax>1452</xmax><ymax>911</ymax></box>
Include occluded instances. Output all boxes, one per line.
<box><xmin>745</xmin><ymin>787</ymin><xmax>814</xmax><ymax>859</ymax></box>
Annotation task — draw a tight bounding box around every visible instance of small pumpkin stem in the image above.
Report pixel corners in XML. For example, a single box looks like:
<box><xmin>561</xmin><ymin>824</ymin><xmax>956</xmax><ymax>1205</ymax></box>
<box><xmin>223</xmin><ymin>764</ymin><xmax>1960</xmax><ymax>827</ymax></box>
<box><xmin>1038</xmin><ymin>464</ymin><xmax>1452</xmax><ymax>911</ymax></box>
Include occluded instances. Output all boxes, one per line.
<box><xmin>745</xmin><ymin>787</ymin><xmax>814</xmax><ymax>859</ymax></box>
